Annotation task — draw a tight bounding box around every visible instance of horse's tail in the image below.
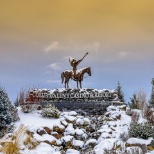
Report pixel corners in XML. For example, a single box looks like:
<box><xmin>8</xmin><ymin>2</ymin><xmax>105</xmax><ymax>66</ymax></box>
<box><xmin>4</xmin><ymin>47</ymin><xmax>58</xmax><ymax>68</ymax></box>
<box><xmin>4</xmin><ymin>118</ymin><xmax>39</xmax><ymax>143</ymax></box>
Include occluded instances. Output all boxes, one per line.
<box><xmin>61</xmin><ymin>72</ymin><xmax>64</xmax><ymax>83</ymax></box>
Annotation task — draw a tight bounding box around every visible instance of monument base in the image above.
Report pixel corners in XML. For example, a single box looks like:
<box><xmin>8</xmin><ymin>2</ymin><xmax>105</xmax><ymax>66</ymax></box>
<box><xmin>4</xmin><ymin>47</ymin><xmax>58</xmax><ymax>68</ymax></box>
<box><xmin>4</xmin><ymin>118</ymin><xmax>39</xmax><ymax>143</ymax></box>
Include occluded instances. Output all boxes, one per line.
<box><xmin>25</xmin><ymin>88</ymin><xmax>122</xmax><ymax>115</ymax></box>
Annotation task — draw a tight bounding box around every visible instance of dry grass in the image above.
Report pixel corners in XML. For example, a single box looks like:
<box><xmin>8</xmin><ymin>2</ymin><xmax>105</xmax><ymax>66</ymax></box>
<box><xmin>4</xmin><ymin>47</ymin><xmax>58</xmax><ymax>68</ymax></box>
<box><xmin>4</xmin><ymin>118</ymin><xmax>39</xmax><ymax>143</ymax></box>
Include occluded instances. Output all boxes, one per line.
<box><xmin>0</xmin><ymin>124</ymin><xmax>26</xmax><ymax>154</ymax></box>
<box><xmin>23</xmin><ymin>133</ymin><xmax>39</xmax><ymax>150</ymax></box>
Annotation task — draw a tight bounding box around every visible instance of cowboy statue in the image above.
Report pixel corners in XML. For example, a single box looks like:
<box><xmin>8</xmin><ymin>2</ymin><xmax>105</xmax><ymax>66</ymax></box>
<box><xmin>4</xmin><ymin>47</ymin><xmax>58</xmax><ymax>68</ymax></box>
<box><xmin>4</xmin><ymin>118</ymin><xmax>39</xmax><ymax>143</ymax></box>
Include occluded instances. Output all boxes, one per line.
<box><xmin>61</xmin><ymin>52</ymin><xmax>91</xmax><ymax>88</ymax></box>
<box><xmin>69</xmin><ymin>52</ymin><xmax>89</xmax><ymax>79</ymax></box>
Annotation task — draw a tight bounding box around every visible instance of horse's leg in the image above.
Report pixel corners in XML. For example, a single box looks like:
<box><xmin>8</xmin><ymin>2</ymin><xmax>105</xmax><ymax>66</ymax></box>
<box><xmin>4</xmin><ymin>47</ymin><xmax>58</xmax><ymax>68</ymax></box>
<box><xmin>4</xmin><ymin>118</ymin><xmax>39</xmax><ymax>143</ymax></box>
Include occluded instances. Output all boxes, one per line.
<box><xmin>67</xmin><ymin>78</ymin><xmax>69</xmax><ymax>88</ymax></box>
<box><xmin>80</xmin><ymin>81</ymin><xmax>82</xmax><ymax>89</ymax></box>
<box><xmin>65</xmin><ymin>78</ymin><xmax>68</xmax><ymax>89</ymax></box>
<box><xmin>77</xmin><ymin>81</ymin><xmax>78</xmax><ymax>89</ymax></box>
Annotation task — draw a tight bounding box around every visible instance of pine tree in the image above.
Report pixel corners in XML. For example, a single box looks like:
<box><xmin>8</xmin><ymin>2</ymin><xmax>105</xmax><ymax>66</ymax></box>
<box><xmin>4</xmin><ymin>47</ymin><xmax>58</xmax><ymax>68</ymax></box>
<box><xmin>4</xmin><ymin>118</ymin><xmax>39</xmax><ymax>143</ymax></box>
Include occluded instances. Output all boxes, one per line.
<box><xmin>116</xmin><ymin>82</ymin><xmax>125</xmax><ymax>102</ymax></box>
<box><xmin>0</xmin><ymin>86</ymin><xmax>13</xmax><ymax>138</ymax></box>
<box><xmin>129</xmin><ymin>93</ymin><xmax>139</xmax><ymax>109</ymax></box>
<box><xmin>14</xmin><ymin>96</ymin><xmax>19</xmax><ymax>107</ymax></box>
<box><xmin>150</xmin><ymin>78</ymin><xmax>154</xmax><ymax>107</ymax></box>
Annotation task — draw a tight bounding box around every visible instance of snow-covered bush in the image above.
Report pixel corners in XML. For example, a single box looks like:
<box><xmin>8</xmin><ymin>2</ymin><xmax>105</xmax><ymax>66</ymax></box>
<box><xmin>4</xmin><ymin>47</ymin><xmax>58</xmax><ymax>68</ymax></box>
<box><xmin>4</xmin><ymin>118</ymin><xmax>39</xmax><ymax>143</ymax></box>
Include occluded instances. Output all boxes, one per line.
<box><xmin>8</xmin><ymin>104</ymin><xmax>20</xmax><ymax>122</ymax></box>
<box><xmin>0</xmin><ymin>86</ymin><xmax>13</xmax><ymax>138</ymax></box>
<box><xmin>129</xmin><ymin>122</ymin><xmax>154</xmax><ymax>139</ymax></box>
<box><xmin>41</xmin><ymin>104</ymin><xmax>61</xmax><ymax>119</ymax></box>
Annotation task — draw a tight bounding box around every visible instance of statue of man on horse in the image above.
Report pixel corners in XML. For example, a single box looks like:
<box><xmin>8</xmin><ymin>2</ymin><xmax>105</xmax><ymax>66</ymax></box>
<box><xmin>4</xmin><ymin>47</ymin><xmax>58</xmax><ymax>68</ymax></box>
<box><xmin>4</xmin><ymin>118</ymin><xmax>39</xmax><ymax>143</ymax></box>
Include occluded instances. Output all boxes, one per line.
<box><xmin>69</xmin><ymin>52</ymin><xmax>89</xmax><ymax>79</ymax></box>
<box><xmin>61</xmin><ymin>52</ymin><xmax>91</xmax><ymax>89</ymax></box>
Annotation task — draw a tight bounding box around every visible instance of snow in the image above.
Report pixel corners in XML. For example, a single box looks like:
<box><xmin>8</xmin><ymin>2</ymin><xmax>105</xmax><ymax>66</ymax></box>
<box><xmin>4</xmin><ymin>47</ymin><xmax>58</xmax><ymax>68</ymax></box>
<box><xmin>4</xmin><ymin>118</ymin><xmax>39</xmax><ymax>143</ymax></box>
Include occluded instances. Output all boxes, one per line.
<box><xmin>1</xmin><ymin>104</ymin><xmax>153</xmax><ymax>154</ymax></box>
<box><xmin>65</xmin><ymin>124</ymin><xmax>75</xmax><ymax>135</ymax></box>
<box><xmin>85</xmin><ymin>139</ymin><xmax>97</xmax><ymax>146</ymax></box>
<box><xmin>75</xmin><ymin>128</ymin><xmax>84</xmax><ymax>136</ymax></box>
<box><xmin>126</xmin><ymin>137</ymin><xmax>153</xmax><ymax>145</ymax></box>
<box><xmin>66</xmin><ymin>149</ymin><xmax>80</xmax><ymax>154</ymax></box>
<box><xmin>65</xmin><ymin>115</ymin><xmax>76</xmax><ymax>122</ymax></box>
<box><xmin>73</xmin><ymin>139</ymin><xmax>84</xmax><ymax>148</ymax></box>
<box><xmin>15</xmin><ymin>107</ymin><xmax>61</xmax><ymax>131</ymax></box>
<box><xmin>62</xmin><ymin>135</ymin><xmax>73</xmax><ymax>142</ymax></box>
<box><xmin>27</xmin><ymin>142</ymin><xmax>60</xmax><ymax>154</ymax></box>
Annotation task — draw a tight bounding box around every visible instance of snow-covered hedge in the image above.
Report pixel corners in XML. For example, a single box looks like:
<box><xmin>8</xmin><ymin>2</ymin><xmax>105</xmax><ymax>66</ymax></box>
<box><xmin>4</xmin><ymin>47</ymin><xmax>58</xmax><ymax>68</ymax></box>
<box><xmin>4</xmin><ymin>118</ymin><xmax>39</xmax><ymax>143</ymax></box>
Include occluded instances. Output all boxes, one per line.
<box><xmin>41</xmin><ymin>104</ymin><xmax>61</xmax><ymax>119</ymax></box>
<box><xmin>129</xmin><ymin>122</ymin><xmax>154</xmax><ymax>139</ymax></box>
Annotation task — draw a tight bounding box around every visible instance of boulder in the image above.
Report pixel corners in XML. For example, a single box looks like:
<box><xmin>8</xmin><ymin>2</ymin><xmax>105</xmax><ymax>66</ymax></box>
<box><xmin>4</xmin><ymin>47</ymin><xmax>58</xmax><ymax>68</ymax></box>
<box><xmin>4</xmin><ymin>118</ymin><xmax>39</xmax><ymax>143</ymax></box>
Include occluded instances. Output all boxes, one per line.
<box><xmin>53</xmin><ymin>124</ymin><xmax>65</xmax><ymax>134</ymax></box>
<box><xmin>43</xmin><ymin>127</ymin><xmax>52</xmax><ymax>135</ymax></box>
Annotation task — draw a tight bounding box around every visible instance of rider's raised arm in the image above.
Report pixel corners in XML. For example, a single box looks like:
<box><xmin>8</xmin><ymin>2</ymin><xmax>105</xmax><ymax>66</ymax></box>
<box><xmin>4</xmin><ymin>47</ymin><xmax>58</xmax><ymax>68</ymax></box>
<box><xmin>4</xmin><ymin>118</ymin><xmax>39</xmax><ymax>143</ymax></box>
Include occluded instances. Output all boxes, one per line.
<box><xmin>76</xmin><ymin>59</ymin><xmax>83</xmax><ymax>64</ymax></box>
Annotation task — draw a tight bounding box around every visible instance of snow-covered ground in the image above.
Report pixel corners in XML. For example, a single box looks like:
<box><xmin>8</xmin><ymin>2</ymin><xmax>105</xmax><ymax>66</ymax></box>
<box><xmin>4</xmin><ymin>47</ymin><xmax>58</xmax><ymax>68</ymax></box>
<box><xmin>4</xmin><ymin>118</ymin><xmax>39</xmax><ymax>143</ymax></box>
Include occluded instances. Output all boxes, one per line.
<box><xmin>15</xmin><ymin>107</ymin><xmax>61</xmax><ymax>131</ymax></box>
<box><xmin>1</xmin><ymin>105</ymin><xmax>154</xmax><ymax>154</ymax></box>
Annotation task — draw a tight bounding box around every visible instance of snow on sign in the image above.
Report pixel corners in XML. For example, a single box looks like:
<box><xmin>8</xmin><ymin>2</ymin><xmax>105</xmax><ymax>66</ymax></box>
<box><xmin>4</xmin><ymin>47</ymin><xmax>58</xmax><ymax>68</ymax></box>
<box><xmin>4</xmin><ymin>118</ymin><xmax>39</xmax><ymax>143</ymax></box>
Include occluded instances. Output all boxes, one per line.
<box><xmin>26</xmin><ymin>88</ymin><xmax>119</xmax><ymax>104</ymax></box>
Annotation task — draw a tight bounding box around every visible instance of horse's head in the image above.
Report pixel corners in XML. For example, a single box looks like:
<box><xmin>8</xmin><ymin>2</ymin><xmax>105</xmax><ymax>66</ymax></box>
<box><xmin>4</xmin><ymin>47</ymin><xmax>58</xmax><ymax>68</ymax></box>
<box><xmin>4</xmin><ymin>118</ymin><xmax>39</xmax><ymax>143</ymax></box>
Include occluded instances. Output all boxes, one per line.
<box><xmin>86</xmin><ymin>67</ymin><xmax>92</xmax><ymax>76</ymax></box>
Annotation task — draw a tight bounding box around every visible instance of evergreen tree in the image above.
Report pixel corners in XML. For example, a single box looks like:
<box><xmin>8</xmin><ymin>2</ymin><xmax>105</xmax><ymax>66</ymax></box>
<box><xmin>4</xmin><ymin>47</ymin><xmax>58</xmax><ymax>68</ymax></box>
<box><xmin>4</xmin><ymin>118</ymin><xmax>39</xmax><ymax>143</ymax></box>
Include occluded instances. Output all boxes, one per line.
<box><xmin>150</xmin><ymin>78</ymin><xmax>154</xmax><ymax>107</ymax></box>
<box><xmin>0</xmin><ymin>86</ymin><xmax>13</xmax><ymax>138</ymax></box>
<box><xmin>129</xmin><ymin>93</ymin><xmax>139</xmax><ymax>109</ymax></box>
<box><xmin>14</xmin><ymin>96</ymin><xmax>19</xmax><ymax>107</ymax></box>
<box><xmin>116</xmin><ymin>82</ymin><xmax>125</xmax><ymax>102</ymax></box>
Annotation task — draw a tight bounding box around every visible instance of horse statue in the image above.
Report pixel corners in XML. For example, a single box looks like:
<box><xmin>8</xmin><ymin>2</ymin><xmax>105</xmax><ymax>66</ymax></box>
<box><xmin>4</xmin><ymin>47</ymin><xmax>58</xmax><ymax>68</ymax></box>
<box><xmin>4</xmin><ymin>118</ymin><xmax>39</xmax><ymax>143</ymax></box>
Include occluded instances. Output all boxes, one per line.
<box><xmin>61</xmin><ymin>67</ymin><xmax>91</xmax><ymax>88</ymax></box>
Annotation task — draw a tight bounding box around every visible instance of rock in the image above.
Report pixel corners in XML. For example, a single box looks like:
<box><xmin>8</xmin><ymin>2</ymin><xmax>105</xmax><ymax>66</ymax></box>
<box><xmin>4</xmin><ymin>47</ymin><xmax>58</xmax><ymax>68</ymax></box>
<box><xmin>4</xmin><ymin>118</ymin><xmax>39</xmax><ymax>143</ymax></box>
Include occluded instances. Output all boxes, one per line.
<box><xmin>51</xmin><ymin>132</ymin><xmax>62</xmax><ymax>139</ymax></box>
<box><xmin>85</xmin><ymin>125</ymin><xmax>95</xmax><ymax>133</ymax></box>
<box><xmin>75</xmin><ymin>128</ymin><xmax>84</xmax><ymax>136</ymax></box>
<box><xmin>44</xmin><ymin>140</ymin><xmax>57</xmax><ymax>146</ymax></box>
<box><xmin>76</xmin><ymin>117</ymin><xmax>90</xmax><ymax>126</ymax></box>
<box><xmin>97</xmin><ymin>128</ymin><xmax>112</xmax><ymax>135</ymax></box>
<box><xmin>53</xmin><ymin>124</ymin><xmax>65</xmax><ymax>134</ymax></box>
<box><xmin>37</xmin><ymin>105</ymin><xmax>42</xmax><ymax>110</ymax></box>
<box><xmin>60</xmin><ymin>120</ymin><xmax>68</xmax><ymax>127</ymax></box>
<box><xmin>104</xmin><ymin>112</ymin><xmax>110</xmax><ymax>117</ymax></box>
<box><xmin>42</xmin><ymin>134</ymin><xmax>58</xmax><ymax>146</ymax></box>
<box><xmin>98</xmin><ymin>132</ymin><xmax>112</xmax><ymax>142</ymax></box>
<box><xmin>61</xmin><ymin>135</ymin><xmax>74</xmax><ymax>149</ymax></box>
<box><xmin>69</xmin><ymin>111</ymin><xmax>77</xmax><ymax>117</ymax></box>
<box><xmin>43</xmin><ymin>127</ymin><xmax>52</xmax><ymax>135</ymax></box>
<box><xmin>73</xmin><ymin>140</ymin><xmax>84</xmax><ymax>149</ymax></box>
<box><xmin>85</xmin><ymin>139</ymin><xmax>97</xmax><ymax>148</ymax></box>
<box><xmin>37</xmin><ymin>128</ymin><xmax>47</xmax><ymax>136</ymax></box>
<box><xmin>65</xmin><ymin>115</ymin><xmax>76</xmax><ymax>124</ymax></box>
<box><xmin>83</xmin><ymin>118</ymin><xmax>90</xmax><ymax>126</ymax></box>
<box><xmin>65</xmin><ymin>124</ymin><xmax>75</xmax><ymax>135</ymax></box>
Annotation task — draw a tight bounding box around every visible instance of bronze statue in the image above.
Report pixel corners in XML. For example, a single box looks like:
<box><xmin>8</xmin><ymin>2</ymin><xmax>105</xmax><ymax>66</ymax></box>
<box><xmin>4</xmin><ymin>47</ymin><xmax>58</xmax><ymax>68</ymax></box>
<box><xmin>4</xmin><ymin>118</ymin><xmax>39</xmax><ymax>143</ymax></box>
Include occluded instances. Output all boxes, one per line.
<box><xmin>69</xmin><ymin>52</ymin><xmax>88</xmax><ymax>79</ymax></box>
<box><xmin>61</xmin><ymin>52</ymin><xmax>91</xmax><ymax>88</ymax></box>
<box><xmin>61</xmin><ymin>67</ymin><xmax>91</xmax><ymax>88</ymax></box>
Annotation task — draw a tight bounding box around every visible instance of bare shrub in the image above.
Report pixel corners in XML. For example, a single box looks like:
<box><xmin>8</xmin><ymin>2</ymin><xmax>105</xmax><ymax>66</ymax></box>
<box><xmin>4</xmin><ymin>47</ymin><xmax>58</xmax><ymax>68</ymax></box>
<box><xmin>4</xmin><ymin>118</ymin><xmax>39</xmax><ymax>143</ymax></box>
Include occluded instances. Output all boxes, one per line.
<box><xmin>119</xmin><ymin>132</ymin><xmax>129</xmax><ymax>142</ymax></box>
<box><xmin>144</xmin><ymin>105</ymin><xmax>154</xmax><ymax>125</ymax></box>
<box><xmin>136</xmin><ymin>89</ymin><xmax>147</xmax><ymax>111</ymax></box>
<box><xmin>131</xmin><ymin>111</ymin><xmax>140</xmax><ymax>123</ymax></box>
<box><xmin>20</xmin><ymin>104</ymin><xmax>37</xmax><ymax>113</ymax></box>
<box><xmin>23</xmin><ymin>133</ymin><xmax>39</xmax><ymax>150</ymax></box>
<box><xmin>19</xmin><ymin>88</ymin><xmax>28</xmax><ymax>105</ymax></box>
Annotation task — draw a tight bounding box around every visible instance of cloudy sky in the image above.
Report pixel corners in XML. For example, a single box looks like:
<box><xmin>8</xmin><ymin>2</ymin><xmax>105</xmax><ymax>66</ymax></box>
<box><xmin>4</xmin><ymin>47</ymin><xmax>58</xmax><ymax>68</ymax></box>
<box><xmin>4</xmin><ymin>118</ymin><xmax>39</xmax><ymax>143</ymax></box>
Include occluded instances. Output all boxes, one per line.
<box><xmin>0</xmin><ymin>0</ymin><xmax>154</xmax><ymax>102</ymax></box>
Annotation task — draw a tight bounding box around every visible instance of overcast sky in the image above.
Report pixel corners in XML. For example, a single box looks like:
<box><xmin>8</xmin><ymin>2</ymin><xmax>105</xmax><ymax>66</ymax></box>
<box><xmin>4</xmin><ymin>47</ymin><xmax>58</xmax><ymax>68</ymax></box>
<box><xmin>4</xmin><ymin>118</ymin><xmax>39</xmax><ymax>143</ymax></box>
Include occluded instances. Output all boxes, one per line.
<box><xmin>0</xmin><ymin>0</ymin><xmax>154</xmax><ymax>102</ymax></box>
